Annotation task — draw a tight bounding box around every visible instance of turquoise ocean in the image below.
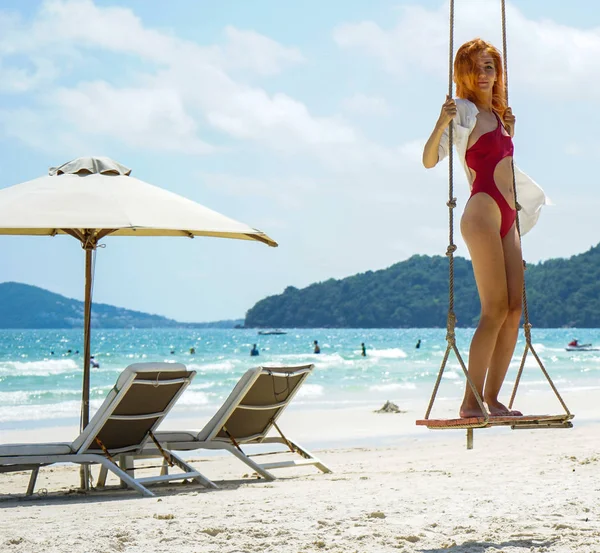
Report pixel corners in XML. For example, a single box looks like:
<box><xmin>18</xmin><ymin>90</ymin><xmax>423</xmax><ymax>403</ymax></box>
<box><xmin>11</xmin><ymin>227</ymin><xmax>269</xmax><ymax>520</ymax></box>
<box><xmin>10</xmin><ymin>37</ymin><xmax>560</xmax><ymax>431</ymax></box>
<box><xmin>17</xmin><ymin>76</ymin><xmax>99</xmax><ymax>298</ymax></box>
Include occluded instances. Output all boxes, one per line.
<box><xmin>1</xmin><ymin>328</ymin><xmax>600</xmax><ymax>433</ymax></box>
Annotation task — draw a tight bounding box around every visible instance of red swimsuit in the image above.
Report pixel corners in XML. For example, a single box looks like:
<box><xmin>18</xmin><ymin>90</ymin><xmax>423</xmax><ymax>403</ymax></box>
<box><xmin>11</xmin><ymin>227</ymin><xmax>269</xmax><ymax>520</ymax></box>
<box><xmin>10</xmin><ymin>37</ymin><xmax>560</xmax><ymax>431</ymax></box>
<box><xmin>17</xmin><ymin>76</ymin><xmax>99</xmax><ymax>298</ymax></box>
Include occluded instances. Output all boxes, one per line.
<box><xmin>465</xmin><ymin>113</ymin><xmax>516</xmax><ymax>238</ymax></box>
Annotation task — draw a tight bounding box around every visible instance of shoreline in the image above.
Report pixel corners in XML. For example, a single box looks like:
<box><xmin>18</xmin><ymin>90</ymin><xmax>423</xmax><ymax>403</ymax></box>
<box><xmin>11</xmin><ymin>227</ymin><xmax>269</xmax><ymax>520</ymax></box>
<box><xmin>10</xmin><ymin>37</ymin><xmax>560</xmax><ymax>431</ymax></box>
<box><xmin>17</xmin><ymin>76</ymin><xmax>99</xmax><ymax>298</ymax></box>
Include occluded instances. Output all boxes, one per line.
<box><xmin>1</xmin><ymin>386</ymin><xmax>595</xmax><ymax>449</ymax></box>
<box><xmin>3</xmin><ymin>363</ymin><xmax>599</xmax><ymax>431</ymax></box>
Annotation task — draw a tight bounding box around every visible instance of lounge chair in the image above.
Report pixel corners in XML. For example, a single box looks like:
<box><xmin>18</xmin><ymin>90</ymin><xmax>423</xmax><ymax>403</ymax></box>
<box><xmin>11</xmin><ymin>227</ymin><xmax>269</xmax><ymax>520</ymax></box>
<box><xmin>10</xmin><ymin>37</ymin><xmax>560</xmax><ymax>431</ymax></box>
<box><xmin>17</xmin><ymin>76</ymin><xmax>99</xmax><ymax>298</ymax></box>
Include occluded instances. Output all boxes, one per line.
<box><xmin>0</xmin><ymin>363</ymin><xmax>216</xmax><ymax>497</ymax></box>
<box><xmin>144</xmin><ymin>364</ymin><xmax>331</xmax><ymax>481</ymax></box>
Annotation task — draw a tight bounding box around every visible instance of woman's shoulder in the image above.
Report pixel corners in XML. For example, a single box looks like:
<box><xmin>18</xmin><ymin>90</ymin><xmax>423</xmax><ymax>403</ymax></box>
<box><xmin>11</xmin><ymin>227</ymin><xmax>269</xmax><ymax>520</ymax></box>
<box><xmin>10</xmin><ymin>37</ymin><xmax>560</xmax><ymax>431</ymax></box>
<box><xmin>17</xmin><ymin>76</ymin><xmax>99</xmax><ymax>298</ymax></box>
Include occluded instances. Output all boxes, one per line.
<box><xmin>453</xmin><ymin>98</ymin><xmax>478</xmax><ymax>129</ymax></box>
<box><xmin>455</xmin><ymin>98</ymin><xmax>477</xmax><ymax>114</ymax></box>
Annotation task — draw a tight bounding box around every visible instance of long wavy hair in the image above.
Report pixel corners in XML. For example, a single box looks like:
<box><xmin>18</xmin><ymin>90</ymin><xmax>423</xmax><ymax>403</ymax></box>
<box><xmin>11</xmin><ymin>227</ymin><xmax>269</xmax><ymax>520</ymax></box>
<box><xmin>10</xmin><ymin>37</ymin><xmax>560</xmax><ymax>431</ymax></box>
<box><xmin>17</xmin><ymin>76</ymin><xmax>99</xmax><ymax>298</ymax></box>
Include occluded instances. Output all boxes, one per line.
<box><xmin>454</xmin><ymin>38</ymin><xmax>507</xmax><ymax>118</ymax></box>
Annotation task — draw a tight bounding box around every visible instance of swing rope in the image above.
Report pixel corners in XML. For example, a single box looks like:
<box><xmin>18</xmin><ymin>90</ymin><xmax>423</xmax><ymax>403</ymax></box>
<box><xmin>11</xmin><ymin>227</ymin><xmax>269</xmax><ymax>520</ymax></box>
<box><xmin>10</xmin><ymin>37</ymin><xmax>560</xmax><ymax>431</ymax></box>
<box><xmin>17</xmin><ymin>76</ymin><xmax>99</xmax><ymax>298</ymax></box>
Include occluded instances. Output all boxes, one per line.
<box><xmin>423</xmin><ymin>0</ymin><xmax>571</xmax><ymax>425</ymax></box>
<box><xmin>499</xmin><ymin>0</ymin><xmax>571</xmax><ymax>415</ymax></box>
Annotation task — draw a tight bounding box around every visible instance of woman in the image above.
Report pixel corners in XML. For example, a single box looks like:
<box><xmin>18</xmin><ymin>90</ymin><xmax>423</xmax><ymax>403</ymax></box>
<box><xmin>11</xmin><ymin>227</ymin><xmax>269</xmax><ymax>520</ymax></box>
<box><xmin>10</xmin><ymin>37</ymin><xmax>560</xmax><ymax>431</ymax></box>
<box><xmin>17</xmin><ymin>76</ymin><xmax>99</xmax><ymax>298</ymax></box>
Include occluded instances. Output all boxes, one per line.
<box><xmin>422</xmin><ymin>38</ymin><xmax>546</xmax><ymax>418</ymax></box>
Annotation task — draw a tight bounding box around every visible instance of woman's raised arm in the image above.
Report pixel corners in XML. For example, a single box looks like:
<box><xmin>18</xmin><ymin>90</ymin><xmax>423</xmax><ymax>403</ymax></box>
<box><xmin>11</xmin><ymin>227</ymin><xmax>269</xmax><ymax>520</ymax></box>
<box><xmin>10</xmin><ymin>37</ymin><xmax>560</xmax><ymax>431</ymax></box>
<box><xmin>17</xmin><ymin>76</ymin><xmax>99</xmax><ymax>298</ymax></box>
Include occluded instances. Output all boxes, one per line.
<box><xmin>422</xmin><ymin>96</ymin><xmax>457</xmax><ymax>168</ymax></box>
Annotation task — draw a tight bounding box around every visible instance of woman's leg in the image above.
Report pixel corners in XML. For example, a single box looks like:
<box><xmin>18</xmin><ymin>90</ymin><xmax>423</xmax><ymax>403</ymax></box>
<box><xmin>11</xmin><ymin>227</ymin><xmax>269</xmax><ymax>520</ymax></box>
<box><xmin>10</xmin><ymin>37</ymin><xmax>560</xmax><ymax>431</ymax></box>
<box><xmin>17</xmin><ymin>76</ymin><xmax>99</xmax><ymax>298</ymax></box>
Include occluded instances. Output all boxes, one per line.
<box><xmin>460</xmin><ymin>194</ymin><xmax>508</xmax><ymax>418</ymax></box>
<box><xmin>484</xmin><ymin>223</ymin><xmax>524</xmax><ymax>415</ymax></box>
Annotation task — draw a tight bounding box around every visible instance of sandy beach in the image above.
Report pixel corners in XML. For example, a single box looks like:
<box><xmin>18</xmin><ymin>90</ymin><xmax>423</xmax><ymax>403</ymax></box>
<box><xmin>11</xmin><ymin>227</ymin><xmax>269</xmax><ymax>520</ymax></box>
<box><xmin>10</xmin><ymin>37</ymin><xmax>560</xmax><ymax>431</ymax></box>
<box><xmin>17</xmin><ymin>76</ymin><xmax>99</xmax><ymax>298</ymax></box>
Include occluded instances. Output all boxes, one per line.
<box><xmin>1</xmin><ymin>387</ymin><xmax>599</xmax><ymax>553</ymax></box>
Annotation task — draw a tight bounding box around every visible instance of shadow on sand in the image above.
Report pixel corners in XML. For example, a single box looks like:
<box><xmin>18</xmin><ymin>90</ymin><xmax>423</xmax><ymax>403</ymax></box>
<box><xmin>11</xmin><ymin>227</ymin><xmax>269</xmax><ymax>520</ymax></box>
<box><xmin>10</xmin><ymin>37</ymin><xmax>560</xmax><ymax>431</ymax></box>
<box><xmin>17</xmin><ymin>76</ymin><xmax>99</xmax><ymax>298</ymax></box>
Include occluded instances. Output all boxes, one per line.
<box><xmin>0</xmin><ymin>475</ymin><xmax>267</xmax><ymax>508</ymax></box>
<box><xmin>419</xmin><ymin>537</ymin><xmax>556</xmax><ymax>553</ymax></box>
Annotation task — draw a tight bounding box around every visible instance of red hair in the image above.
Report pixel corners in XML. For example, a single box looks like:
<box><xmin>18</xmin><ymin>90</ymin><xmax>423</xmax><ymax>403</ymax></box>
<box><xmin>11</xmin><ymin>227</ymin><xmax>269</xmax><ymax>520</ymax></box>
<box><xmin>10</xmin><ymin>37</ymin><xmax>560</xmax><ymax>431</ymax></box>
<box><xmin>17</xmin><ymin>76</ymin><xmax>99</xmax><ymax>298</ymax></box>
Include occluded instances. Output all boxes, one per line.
<box><xmin>454</xmin><ymin>38</ymin><xmax>507</xmax><ymax>119</ymax></box>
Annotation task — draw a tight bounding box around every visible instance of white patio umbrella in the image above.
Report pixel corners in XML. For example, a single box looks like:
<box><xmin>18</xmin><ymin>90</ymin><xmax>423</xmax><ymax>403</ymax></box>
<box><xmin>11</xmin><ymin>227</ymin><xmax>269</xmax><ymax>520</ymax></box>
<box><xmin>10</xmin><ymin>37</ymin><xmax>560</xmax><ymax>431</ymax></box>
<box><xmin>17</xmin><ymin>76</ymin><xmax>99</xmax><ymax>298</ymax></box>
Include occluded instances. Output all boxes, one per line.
<box><xmin>0</xmin><ymin>155</ymin><xmax>277</xmax><ymax>434</ymax></box>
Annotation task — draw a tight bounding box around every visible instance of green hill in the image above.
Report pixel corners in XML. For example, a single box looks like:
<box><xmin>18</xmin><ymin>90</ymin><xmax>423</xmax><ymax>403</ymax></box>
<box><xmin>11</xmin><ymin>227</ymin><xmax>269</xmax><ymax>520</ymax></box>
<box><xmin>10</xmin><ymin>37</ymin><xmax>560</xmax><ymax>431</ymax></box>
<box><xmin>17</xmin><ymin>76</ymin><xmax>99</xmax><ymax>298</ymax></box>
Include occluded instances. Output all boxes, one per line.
<box><xmin>7</xmin><ymin>243</ymin><xmax>600</xmax><ymax>330</ymax></box>
<box><xmin>0</xmin><ymin>282</ymin><xmax>242</xmax><ymax>329</ymax></box>
<box><xmin>245</xmin><ymin>244</ymin><xmax>600</xmax><ymax>329</ymax></box>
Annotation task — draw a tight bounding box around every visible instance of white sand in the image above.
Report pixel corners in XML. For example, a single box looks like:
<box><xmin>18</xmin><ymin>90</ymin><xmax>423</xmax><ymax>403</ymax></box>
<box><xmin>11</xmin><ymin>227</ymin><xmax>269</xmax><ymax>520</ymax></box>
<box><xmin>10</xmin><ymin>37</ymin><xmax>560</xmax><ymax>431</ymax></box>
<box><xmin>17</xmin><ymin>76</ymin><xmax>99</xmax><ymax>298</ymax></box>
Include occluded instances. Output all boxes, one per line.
<box><xmin>1</xmin><ymin>388</ymin><xmax>599</xmax><ymax>552</ymax></box>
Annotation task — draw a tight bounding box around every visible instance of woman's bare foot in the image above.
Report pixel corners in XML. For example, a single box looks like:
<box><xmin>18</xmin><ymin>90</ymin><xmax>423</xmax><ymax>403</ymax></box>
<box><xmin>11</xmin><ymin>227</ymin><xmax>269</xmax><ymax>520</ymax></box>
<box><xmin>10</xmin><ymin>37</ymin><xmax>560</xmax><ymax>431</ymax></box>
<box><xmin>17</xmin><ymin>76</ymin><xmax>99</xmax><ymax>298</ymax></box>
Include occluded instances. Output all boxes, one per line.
<box><xmin>485</xmin><ymin>399</ymin><xmax>522</xmax><ymax>417</ymax></box>
<box><xmin>459</xmin><ymin>401</ymin><xmax>487</xmax><ymax>418</ymax></box>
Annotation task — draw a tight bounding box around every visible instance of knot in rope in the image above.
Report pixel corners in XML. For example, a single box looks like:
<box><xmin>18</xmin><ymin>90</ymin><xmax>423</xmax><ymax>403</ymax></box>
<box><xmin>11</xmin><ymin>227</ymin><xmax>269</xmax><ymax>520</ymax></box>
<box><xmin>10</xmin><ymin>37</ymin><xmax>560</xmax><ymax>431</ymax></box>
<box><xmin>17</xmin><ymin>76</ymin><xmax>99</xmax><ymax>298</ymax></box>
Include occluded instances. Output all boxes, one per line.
<box><xmin>446</xmin><ymin>244</ymin><xmax>457</xmax><ymax>256</ymax></box>
<box><xmin>523</xmin><ymin>322</ymin><xmax>533</xmax><ymax>340</ymax></box>
<box><xmin>446</xmin><ymin>197</ymin><xmax>457</xmax><ymax>209</ymax></box>
<box><xmin>445</xmin><ymin>312</ymin><xmax>457</xmax><ymax>344</ymax></box>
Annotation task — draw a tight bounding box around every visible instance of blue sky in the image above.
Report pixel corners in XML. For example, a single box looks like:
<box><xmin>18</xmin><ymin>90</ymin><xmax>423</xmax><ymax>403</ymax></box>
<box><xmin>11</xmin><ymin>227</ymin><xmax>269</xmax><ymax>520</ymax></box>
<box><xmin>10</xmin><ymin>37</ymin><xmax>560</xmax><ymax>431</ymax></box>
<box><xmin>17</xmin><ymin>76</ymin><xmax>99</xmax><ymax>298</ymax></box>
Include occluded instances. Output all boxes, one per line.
<box><xmin>0</xmin><ymin>0</ymin><xmax>598</xmax><ymax>322</ymax></box>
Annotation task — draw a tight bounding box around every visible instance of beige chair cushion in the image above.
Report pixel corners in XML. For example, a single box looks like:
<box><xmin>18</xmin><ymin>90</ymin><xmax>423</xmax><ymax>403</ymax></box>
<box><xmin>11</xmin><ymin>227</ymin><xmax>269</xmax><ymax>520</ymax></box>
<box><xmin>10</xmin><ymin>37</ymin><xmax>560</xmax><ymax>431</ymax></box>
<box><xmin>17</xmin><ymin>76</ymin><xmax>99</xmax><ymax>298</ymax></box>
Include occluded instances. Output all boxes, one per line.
<box><xmin>0</xmin><ymin>443</ymin><xmax>73</xmax><ymax>457</ymax></box>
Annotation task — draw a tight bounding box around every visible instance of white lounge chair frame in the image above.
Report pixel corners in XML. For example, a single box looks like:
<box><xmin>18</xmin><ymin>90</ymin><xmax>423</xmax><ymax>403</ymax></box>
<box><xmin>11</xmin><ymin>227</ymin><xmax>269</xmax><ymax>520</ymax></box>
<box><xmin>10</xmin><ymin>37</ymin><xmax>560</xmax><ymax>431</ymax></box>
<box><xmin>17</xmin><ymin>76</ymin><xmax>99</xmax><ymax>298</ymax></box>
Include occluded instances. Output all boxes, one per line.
<box><xmin>144</xmin><ymin>364</ymin><xmax>331</xmax><ymax>481</ymax></box>
<box><xmin>0</xmin><ymin>363</ymin><xmax>216</xmax><ymax>497</ymax></box>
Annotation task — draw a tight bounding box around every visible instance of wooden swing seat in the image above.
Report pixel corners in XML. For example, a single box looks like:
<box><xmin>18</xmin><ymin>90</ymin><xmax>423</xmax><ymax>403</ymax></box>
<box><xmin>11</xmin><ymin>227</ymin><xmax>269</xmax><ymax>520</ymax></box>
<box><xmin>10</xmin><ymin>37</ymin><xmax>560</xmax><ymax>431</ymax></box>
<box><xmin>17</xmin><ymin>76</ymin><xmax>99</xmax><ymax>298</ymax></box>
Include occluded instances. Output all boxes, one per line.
<box><xmin>416</xmin><ymin>413</ymin><xmax>574</xmax><ymax>430</ymax></box>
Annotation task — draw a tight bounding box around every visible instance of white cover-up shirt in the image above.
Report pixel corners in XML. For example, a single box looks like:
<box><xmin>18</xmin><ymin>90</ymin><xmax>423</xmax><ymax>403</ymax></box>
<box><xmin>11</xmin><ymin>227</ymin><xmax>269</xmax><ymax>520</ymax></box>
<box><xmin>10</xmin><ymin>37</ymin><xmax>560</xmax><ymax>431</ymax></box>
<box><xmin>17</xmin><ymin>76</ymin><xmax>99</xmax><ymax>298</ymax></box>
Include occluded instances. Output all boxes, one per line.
<box><xmin>437</xmin><ymin>98</ymin><xmax>547</xmax><ymax>236</ymax></box>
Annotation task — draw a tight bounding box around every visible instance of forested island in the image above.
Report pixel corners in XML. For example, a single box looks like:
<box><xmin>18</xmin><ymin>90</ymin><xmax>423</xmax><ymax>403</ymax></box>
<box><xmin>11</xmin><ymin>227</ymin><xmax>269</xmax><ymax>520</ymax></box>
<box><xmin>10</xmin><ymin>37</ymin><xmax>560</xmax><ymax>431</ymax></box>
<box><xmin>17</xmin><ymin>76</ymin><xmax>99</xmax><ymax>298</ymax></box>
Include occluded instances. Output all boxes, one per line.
<box><xmin>0</xmin><ymin>282</ymin><xmax>241</xmax><ymax>329</ymax></box>
<box><xmin>4</xmin><ymin>244</ymin><xmax>600</xmax><ymax>329</ymax></box>
<box><xmin>245</xmin><ymin>244</ymin><xmax>600</xmax><ymax>328</ymax></box>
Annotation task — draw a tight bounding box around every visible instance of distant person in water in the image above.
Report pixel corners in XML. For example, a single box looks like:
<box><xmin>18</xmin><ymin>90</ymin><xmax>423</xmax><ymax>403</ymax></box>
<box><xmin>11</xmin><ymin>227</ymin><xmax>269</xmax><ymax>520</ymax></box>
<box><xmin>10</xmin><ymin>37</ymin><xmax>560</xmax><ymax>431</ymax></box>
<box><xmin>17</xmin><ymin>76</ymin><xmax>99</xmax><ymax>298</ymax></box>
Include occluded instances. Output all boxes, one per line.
<box><xmin>189</xmin><ymin>347</ymin><xmax>196</xmax><ymax>355</ymax></box>
<box><xmin>361</xmin><ymin>343</ymin><xmax>367</xmax><ymax>357</ymax></box>
<box><xmin>90</xmin><ymin>356</ymin><xmax>100</xmax><ymax>369</ymax></box>
<box><xmin>313</xmin><ymin>340</ymin><xmax>321</xmax><ymax>354</ymax></box>
<box><xmin>250</xmin><ymin>344</ymin><xmax>259</xmax><ymax>356</ymax></box>
<box><xmin>415</xmin><ymin>339</ymin><xmax>421</xmax><ymax>349</ymax></box>
<box><xmin>568</xmin><ymin>339</ymin><xmax>579</xmax><ymax>347</ymax></box>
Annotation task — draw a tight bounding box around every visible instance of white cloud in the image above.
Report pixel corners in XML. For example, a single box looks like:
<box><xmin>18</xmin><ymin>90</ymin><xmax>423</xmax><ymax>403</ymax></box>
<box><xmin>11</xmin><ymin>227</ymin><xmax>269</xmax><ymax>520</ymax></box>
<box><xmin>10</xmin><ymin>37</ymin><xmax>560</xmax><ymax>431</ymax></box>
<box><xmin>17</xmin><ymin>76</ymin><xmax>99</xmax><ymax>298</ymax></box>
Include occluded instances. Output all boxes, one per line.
<box><xmin>50</xmin><ymin>81</ymin><xmax>214</xmax><ymax>154</ymax></box>
<box><xmin>220</xmin><ymin>26</ymin><xmax>305</xmax><ymax>75</ymax></box>
<box><xmin>206</xmin><ymin>90</ymin><xmax>357</xmax><ymax>149</ymax></box>
<box><xmin>0</xmin><ymin>107</ymin><xmax>90</xmax><ymax>154</ymax></box>
<box><xmin>0</xmin><ymin>0</ymin><xmax>426</xmax><ymax>179</ymax></box>
<box><xmin>0</xmin><ymin>0</ymin><xmax>332</xmax><ymax>157</ymax></box>
<box><xmin>333</xmin><ymin>5</ymin><xmax>448</xmax><ymax>76</ymax></box>
<box><xmin>0</xmin><ymin>58</ymin><xmax>58</xmax><ymax>93</ymax></box>
<box><xmin>30</xmin><ymin>0</ymin><xmax>178</xmax><ymax>62</ymax></box>
<box><xmin>333</xmin><ymin>0</ymin><xmax>600</xmax><ymax>100</ymax></box>
<box><xmin>342</xmin><ymin>94</ymin><xmax>391</xmax><ymax>116</ymax></box>
<box><xmin>19</xmin><ymin>1</ymin><xmax>306</xmax><ymax>75</ymax></box>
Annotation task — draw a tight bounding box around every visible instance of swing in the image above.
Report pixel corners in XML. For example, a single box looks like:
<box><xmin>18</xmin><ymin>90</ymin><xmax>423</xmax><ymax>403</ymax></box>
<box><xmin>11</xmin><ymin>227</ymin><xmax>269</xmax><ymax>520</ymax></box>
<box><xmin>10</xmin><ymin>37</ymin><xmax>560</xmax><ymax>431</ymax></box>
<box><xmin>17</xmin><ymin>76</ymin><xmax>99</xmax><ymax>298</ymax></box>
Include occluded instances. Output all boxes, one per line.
<box><xmin>415</xmin><ymin>0</ymin><xmax>573</xmax><ymax>449</ymax></box>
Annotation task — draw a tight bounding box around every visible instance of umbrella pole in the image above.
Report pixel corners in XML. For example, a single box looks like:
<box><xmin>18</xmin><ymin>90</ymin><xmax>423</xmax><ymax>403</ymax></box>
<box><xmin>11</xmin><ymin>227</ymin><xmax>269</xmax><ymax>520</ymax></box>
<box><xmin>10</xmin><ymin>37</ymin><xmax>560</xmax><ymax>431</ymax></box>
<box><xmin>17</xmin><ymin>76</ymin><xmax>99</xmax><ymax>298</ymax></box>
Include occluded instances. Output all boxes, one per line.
<box><xmin>79</xmin><ymin>242</ymin><xmax>94</xmax><ymax>490</ymax></box>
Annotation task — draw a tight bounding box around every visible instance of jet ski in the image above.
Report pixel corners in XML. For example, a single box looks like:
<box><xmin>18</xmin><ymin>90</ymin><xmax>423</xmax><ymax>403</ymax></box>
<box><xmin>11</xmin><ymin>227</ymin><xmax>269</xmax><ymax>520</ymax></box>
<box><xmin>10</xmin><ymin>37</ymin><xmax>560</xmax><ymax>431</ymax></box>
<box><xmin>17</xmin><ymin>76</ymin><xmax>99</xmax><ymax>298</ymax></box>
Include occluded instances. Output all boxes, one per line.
<box><xmin>565</xmin><ymin>343</ymin><xmax>600</xmax><ymax>352</ymax></box>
